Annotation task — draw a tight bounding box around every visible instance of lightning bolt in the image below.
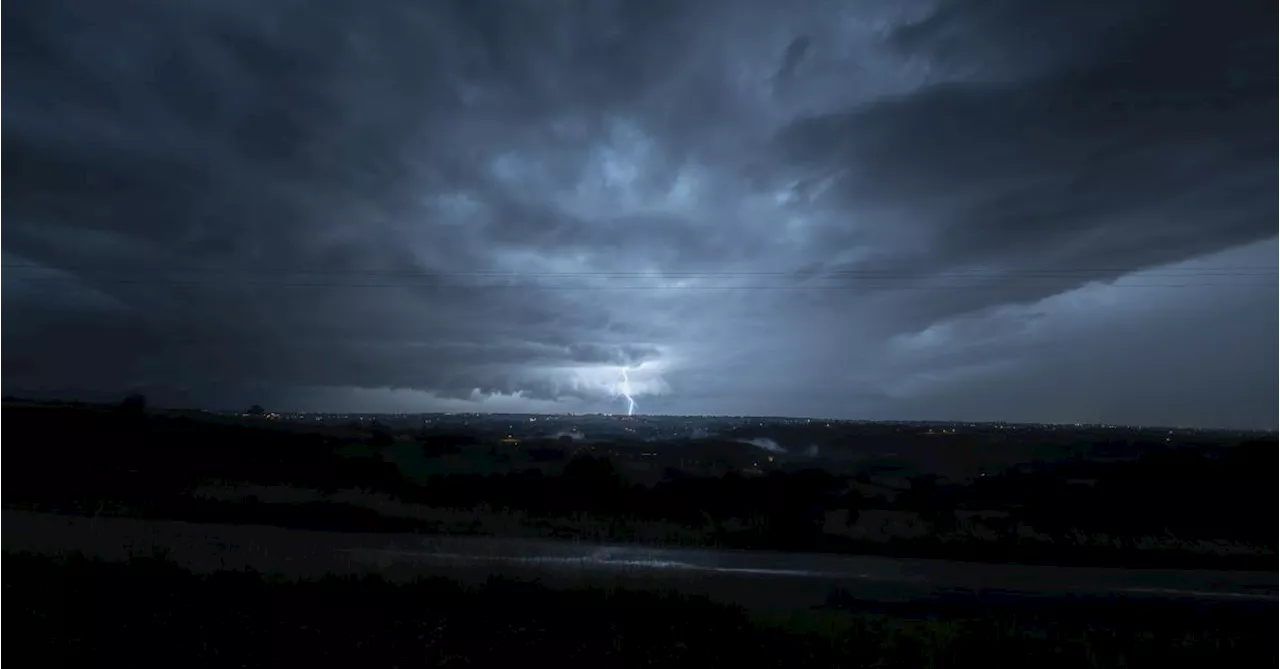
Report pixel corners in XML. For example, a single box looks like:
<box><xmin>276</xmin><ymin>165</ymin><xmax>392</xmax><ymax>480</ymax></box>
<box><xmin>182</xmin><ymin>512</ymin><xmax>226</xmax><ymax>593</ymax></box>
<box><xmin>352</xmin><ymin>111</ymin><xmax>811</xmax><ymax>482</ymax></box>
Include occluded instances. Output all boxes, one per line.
<box><xmin>620</xmin><ymin>367</ymin><xmax>637</xmax><ymax>416</ymax></box>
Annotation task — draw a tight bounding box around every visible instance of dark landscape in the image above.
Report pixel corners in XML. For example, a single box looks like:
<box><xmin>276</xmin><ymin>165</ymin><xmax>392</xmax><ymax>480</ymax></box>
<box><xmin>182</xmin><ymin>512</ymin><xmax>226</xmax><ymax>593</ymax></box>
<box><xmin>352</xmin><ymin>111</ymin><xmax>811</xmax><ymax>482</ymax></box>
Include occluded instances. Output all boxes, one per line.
<box><xmin>4</xmin><ymin>0</ymin><xmax>1276</xmax><ymax>665</ymax></box>
<box><xmin>6</xmin><ymin>401</ymin><xmax>1277</xmax><ymax>571</ymax></box>
<box><xmin>5</xmin><ymin>400</ymin><xmax>1277</xmax><ymax>666</ymax></box>
<box><xmin>11</xmin><ymin>550</ymin><xmax>1275</xmax><ymax>669</ymax></box>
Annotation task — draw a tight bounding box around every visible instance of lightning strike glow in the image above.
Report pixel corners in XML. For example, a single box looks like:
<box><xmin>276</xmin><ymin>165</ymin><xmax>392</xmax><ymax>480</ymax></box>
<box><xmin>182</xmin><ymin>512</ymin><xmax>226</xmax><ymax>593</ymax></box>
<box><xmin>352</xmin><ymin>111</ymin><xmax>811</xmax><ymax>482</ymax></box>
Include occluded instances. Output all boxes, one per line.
<box><xmin>620</xmin><ymin>367</ymin><xmax>637</xmax><ymax>416</ymax></box>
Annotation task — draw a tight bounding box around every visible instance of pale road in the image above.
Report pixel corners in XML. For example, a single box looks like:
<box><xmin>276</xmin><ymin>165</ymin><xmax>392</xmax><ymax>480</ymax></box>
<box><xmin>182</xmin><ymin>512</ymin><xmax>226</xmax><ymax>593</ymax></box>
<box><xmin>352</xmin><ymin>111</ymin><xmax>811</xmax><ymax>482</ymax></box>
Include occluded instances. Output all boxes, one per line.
<box><xmin>4</xmin><ymin>510</ymin><xmax>1274</xmax><ymax>612</ymax></box>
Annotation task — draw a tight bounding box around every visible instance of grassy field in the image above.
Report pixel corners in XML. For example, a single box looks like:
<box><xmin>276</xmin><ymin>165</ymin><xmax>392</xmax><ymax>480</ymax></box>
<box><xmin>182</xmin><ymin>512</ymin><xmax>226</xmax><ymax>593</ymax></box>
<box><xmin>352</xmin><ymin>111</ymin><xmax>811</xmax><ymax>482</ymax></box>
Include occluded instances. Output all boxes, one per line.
<box><xmin>7</xmin><ymin>551</ymin><xmax>1274</xmax><ymax>668</ymax></box>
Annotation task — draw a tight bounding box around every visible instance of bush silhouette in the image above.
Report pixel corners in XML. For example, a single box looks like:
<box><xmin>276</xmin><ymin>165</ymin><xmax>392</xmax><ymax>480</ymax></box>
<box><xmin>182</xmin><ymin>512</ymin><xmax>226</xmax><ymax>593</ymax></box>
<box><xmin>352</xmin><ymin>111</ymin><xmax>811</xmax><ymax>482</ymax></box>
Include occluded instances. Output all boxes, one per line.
<box><xmin>118</xmin><ymin>394</ymin><xmax>147</xmax><ymax>414</ymax></box>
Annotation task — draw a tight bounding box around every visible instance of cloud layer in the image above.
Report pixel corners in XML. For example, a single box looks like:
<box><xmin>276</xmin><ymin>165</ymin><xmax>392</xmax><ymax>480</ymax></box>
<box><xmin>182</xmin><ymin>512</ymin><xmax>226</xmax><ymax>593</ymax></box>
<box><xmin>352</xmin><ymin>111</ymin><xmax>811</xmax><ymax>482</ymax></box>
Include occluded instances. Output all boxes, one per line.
<box><xmin>4</xmin><ymin>0</ymin><xmax>1276</xmax><ymax>427</ymax></box>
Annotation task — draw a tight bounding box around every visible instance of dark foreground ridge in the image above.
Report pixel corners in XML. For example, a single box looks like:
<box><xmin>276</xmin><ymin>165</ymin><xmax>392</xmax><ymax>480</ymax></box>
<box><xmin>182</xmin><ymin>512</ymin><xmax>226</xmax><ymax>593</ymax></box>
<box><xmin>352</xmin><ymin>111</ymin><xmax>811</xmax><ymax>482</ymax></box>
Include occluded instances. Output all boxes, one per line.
<box><xmin>9</xmin><ymin>552</ymin><xmax>1276</xmax><ymax>669</ymax></box>
<box><xmin>5</xmin><ymin>403</ymin><xmax>1275</xmax><ymax>570</ymax></box>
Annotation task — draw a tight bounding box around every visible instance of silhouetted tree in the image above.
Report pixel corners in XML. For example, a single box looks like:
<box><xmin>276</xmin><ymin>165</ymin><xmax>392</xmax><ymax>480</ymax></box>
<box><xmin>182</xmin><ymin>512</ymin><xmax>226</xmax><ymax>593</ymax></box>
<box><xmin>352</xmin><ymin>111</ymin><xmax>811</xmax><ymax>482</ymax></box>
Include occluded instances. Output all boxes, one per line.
<box><xmin>756</xmin><ymin>469</ymin><xmax>840</xmax><ymax>546</ymax></box>
<box><xmin>900</xmin><ymin>475</ymin><xmax>940</xmax><ymax>511</ymax></box>
<box><xmin>118</xmin><ymin>394</ymin><xmax>147</xmax><ymax>414</ymax></box>
<box><xmin>246</xmin><ymin>405</ymin><xmax>266</xmax><ymax>416</ymax></box>
<box><xmin>528</xmin><ymin>447</ymin><xmax>567</xmax><ymax>462</ymax></box>
<box><xmin>559</xmin><ymin>456</ymin><xmax>625</xmax><ymax>514</ymax></box>
<box><xmin>901</xmin><ymin>475</ymin><xmax>957</xmax><ymax>530</ymax></box>
<box><xmin>838</xmin><ymin>487</ymin><xmax>864</xmax><ymax>527</ymax></box>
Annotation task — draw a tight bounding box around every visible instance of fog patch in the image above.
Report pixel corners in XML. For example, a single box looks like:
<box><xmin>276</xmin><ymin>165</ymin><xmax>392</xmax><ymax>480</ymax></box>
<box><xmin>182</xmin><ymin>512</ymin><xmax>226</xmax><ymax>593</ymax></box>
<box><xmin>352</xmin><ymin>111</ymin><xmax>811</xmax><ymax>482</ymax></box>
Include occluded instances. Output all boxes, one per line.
<box><xmin>738</xmin><ymin>437</ymin><xmax>786</xmax><ymax>454</ymax></box>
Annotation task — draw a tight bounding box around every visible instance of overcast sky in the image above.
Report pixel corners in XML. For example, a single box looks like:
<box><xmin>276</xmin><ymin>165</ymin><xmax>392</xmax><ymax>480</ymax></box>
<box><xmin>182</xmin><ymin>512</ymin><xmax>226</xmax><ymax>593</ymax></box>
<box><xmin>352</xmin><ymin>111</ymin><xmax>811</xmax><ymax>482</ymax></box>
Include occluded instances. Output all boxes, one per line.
<box><xmin>4</xmin><ymin>0</ymin><xmax>1276</xmax><ymax>428</ymax></box>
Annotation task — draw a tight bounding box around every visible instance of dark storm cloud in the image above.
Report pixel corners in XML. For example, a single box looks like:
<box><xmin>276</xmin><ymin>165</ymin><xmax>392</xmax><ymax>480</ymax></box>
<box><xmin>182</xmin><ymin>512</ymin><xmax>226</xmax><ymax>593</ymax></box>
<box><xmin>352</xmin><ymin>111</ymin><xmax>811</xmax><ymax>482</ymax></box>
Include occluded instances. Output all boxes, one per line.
<box><xmin>774</xmin><ymin>36</ymin><xmax>812</xmax><ymax>83</ymax></box>
<box><xmin>777</xmin><ymin>0</ymin><xmax>1276</xmax><ymax>326</ymax></box>
<box><xmin>3</xmin><ymin>0</ymin><xmax>1275</xmax><ymax>426</ymax></box>
<box><xmin>3</xmin><ymin>0</ymin><xmax>691</xmax><ymax>403</ymax></box>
